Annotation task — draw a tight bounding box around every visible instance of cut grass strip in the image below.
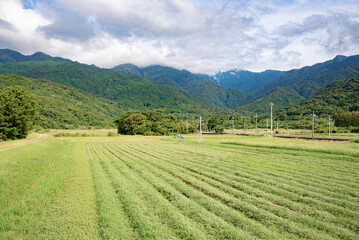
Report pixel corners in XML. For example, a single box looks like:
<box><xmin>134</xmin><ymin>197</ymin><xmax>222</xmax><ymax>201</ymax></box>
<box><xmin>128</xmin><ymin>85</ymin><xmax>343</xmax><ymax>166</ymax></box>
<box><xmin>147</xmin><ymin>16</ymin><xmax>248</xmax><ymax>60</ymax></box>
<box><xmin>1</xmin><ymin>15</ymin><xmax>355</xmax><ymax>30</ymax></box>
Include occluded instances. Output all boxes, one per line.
<box><xmin>0</xmin><ymin>137</ymin><xmax>74</xmax><ymax>239</ymax></box>
<box><xmin>105</xmin><ymin>144</ymin><xmax>270</xmax><ymax>239</ymax></box>
<box><xmin>156</xmin><ymin>144</ymin><xmax>359</xmax><ymax>207</ymax></box>
<box><xmin>88</xmin><ymin>144</ymin><xmax>137</xmax><ymax>240</ymax></box>
<box><xmin>97</xmin><ymin>146</ymin><xmax>180</xmax><ymax>240</ymax></box>
<box><xmin>113</xmin><ymin>144</ymin><xmax>333</xmax><ymax>240</ymax></box>
<box><xmin>143</xmin><ymin>144</ymin><xmax>359</xmax><ymax>230</ymax></box>
<box><xmin>33</xmin><ymin>143</ymin><xmax>99</xmax><ymax>239</ymax></box>
<box><xmin>124</xmin><ymin>143</ymin><xmax>358</xmax><ymax>239</ymax></box>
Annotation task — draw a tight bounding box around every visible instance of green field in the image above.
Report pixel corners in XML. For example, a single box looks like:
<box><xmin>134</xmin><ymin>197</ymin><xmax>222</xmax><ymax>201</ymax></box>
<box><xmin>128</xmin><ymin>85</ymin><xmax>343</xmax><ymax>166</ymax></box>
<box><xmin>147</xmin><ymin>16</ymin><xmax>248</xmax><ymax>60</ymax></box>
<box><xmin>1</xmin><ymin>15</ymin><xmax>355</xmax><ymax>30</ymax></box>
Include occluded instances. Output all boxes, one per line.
<box><xmin>1</xmin><ymin>133</ymin><xmax>359</xmax><ymax>239</ymax></box>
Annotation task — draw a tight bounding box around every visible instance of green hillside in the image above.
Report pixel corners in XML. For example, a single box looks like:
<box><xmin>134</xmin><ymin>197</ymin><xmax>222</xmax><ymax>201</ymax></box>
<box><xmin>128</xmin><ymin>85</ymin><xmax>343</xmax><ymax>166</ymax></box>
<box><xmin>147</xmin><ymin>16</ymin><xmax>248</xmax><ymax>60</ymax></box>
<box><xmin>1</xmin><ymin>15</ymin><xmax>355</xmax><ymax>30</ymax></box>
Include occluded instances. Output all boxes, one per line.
<box><xmin>0</xmin><ymin>74</ymin><xmax>121</xmax><ymax>129</ymax></box>
<box><xmin>238</xmin><ymin>86</ymin><xmax>305</xmax><ymax>114</ymax></box>
<box><xmin>277</xmin><ymin>75</ymin><xmax>359</xmax><ymax>119</ymax></box>
<box><xmin>113</xmin><ymin>64</ymin><xmax>254</xmax><ymax>108</ymax></box>
<box><xmin>0</xmin><ymin>60</ymin><xmax>205</xmax><ymax>114</ymax></box>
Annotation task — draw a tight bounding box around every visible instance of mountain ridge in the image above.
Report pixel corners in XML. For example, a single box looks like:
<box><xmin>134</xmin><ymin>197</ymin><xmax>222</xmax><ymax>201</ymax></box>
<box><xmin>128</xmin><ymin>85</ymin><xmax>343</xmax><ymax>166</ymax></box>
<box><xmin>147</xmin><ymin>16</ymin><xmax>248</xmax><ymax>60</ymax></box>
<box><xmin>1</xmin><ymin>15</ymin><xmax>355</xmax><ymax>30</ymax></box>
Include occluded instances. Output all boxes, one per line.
<box><xmin>113</xmin><ymin>64</ymin><xmax>254</xmax><ymax>109</ymax></box>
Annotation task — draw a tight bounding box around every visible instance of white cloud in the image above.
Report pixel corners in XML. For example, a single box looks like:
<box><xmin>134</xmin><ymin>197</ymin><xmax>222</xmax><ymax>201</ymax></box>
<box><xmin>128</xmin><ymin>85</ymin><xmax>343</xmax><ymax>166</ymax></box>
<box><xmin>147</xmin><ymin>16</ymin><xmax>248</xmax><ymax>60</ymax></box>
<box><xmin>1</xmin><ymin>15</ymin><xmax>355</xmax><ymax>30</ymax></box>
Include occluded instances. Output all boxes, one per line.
<box><xmin>0</xmin><ymin>0</ymin><xmax>359</xmax><ymax>74</ymax></box>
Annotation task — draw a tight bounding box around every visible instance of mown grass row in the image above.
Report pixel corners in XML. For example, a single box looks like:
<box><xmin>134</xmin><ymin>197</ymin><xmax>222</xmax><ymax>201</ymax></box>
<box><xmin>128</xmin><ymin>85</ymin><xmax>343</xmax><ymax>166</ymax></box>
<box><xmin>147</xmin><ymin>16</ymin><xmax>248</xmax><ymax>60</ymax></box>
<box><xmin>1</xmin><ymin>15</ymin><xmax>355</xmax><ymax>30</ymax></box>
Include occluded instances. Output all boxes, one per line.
<box><xmin>114</xmin><ymin>144</ymin><xmax>358</xmax><ymax>239</ymax></box>
<box><xmin>158</xmin><ymin>142</ymin><xmax>359</xmax><ymax>196</ymax></box>
<box><xmin>87</xmin><ymin>139</ymin><xmax>359</xmax><ymax>239</ymax></box>
<box><xmin>0</xmin><ymin>136</ymin><xmax>75</xmax><ymax>239</ymax></box>
<box><xmin>134</xmin><ymin>144</ymin><xmax>359</xmax><ymax>219</ymax></box>
<box><xmin>150</xmin><ymin>142</ymin><xmax>358</xmax><ymax>223</ymax></box>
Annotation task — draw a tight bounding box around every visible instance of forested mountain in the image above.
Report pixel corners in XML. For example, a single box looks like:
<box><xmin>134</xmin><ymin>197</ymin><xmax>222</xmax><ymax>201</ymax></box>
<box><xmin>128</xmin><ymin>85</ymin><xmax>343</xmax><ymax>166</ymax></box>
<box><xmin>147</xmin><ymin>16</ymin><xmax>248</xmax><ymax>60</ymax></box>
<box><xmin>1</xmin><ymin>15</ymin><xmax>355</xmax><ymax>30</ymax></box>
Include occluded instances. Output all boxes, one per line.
<box><xmin>0</xmin><ymin>49</ymin><xmax>70</xmax><ymax>64</ymax></box>
<box><xmin>113</xmin><ymin>64</ymin><xmax>254</xmax><ymax>108</ymax></box>
<box><xmin>213</xmin><ymin>69</ymin><xmax>284</xmax><ymax>95</ymax></box>
<box><xmin>230</xmin><ymin>55</ymin><xmax>359</xmax><ymax>113</ymax></box>
<box><xmin>0</xmin><ymin>60</ymin><xmax>206</xmax><ymax>114</ymax></box>
<box><xmin>277</xmin><ymin>75</ymin><xmax>359</xmax><ymax>119</ymax></box>
<box><xmin>1</xmin><ymin>49</ymin><xmax>358</xmax><ymax>118</ymax></box>
<box><xmin>238</xmin><ymin>86</ymin><xmax>305</xmax><ymax>114</ymax></box>
<box><xmin>0</xmin><ymin>74</ymin><xmax>121</xmax><ymax>128</ymax></box>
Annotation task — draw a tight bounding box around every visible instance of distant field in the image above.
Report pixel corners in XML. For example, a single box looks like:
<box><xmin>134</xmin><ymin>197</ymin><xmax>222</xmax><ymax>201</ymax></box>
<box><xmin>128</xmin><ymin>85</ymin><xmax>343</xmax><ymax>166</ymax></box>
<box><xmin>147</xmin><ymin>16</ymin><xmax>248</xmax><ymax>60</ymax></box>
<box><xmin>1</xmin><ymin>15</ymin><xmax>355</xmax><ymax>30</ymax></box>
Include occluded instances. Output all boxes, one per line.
<box><xmin>1</xmin><ymin>133</ymin><xmax>358</xmax><ymax>239</ymax></box>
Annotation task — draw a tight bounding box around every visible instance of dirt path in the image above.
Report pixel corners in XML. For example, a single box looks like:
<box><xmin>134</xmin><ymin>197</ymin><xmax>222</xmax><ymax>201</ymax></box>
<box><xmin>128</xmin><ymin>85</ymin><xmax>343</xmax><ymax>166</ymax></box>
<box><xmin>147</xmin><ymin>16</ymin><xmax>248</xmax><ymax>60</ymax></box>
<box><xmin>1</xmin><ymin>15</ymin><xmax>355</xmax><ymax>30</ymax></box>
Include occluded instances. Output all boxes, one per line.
<box><xmin>0</xmin><ymin>134</ymin><xmax>48</xmax><ymax>152</ymax></box>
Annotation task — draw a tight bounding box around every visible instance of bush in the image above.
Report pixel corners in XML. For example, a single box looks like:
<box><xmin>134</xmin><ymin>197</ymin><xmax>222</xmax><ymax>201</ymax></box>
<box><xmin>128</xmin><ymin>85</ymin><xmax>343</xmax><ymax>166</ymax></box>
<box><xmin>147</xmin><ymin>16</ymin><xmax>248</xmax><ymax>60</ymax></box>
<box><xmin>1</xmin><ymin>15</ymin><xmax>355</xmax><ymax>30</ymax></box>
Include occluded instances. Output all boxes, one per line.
<box><xmin>314</xmin><ymin>128</ymin><xmax>325</xmax><ymax>133</ymax></box>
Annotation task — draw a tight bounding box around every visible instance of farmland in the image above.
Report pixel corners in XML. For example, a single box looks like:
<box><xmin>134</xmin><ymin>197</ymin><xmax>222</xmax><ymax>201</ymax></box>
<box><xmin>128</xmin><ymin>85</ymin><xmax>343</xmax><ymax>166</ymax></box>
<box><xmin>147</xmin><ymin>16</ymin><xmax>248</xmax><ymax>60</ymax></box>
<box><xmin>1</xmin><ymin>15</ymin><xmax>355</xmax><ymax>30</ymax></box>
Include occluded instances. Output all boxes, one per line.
<box><xmin>1</xmin><ymin>133</ymin><xmax>359</xmax><ymax>239</ymax></box>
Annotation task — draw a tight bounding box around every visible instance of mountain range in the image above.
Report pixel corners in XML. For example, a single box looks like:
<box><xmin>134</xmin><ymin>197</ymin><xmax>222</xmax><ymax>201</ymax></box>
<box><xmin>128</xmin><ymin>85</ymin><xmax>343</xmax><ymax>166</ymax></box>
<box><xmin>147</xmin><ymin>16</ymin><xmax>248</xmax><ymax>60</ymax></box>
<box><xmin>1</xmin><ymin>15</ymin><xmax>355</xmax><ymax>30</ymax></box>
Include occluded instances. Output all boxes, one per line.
<box><xmin>277</xmin><ymin>75</ymin><xmax>359</xmax><ymax>119</ymax></box>
<box><xmin>1</xmin><ymin>48</ymin><xmax>359</xmax><ymax>128</ymax></box>
<box><xmin>212</xmin><ymin>55</ymin><xmax>359</xmax><ymax>113</ymax></box>
<box><xmin>112</xmin><ymin>64</ymin><xmax>254</xmax><ymax>108</ymax></box>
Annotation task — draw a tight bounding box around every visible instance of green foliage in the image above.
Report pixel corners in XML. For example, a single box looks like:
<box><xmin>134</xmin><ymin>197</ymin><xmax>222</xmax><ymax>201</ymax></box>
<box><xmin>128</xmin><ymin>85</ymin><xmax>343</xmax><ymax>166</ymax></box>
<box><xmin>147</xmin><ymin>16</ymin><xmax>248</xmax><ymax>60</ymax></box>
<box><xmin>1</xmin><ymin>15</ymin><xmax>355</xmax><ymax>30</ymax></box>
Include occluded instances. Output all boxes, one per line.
<box><xmin>0</xmin><ymin>60</ymin><xmax>205</xmax><ymax>114</ymax></box>
<box><xmin>0</xmin><ymin>85</ymin><xmax>38</xmax><ymax>140</ymax></box>
<box><xmin>278</xmin><ymin>75</ymin><xmax>359</xmax><ymax>121</ymax></box>
<box><xmin>335</xmin><ymin>111</ymin><xmax>359</xmax><ymax>127</ymax></box>
<box><xmin>0</xmin><ymin>74</ymin><xmax>121</xmax><ymax>129</ymax></box>
<box><xmin>207</xmin><ymin>115</ymin><xmax>226</xmax><ymax>133</ymax></box>
<box><xmin>238</xmin><ymin>86</ymin><xmax>305</xmax><ymax>114</ymax></box>
<box><xmin>115</xmin><ymin>109</ymin><xmax>197</xmax><ymax>135</ymax></box>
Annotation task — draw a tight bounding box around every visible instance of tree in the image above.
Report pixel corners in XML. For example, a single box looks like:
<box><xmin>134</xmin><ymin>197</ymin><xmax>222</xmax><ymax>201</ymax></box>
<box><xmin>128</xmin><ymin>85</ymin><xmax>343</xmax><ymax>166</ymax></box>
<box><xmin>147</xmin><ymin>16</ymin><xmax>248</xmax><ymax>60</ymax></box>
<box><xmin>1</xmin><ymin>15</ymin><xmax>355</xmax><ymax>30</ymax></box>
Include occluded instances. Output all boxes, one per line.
<box><xmin>0</xmin><ymin>86</ymin><xmax>38</xmax><ymax>140</ymax></box>
<box><xmin>115</xmin><ymin>109</ymin><xmax>197</xmax><ymax>135</ymax></box>
<box><xmin>207</xmin><ymin>115</ymin><xmax>226</xmax><ymax>133</ymax></box>
<box><xmin>335</xmin><ymin>111</ymin><xmax>359</xmax><ymax>127</ymax></box>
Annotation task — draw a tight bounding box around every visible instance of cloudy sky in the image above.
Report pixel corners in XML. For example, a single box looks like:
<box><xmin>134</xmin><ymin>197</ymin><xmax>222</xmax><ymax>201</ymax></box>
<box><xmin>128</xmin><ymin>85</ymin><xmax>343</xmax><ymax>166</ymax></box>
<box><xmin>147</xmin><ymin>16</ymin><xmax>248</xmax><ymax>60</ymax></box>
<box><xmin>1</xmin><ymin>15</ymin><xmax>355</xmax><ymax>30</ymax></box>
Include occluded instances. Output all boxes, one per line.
<box><xmin>0</xmin><ymin>0</ymin><xmax>359</xmax><ymax>74</ymax></box>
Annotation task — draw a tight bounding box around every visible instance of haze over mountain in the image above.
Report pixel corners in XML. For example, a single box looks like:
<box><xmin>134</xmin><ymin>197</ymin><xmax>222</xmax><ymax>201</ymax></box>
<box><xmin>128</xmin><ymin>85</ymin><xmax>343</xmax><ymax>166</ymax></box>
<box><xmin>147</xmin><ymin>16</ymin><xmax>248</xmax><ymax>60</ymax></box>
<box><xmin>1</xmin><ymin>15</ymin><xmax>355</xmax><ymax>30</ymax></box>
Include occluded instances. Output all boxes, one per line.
<box><xmin>212</xmin><ymin>70</ymin><xmax>284</xmax><ymax>96</ymax></box>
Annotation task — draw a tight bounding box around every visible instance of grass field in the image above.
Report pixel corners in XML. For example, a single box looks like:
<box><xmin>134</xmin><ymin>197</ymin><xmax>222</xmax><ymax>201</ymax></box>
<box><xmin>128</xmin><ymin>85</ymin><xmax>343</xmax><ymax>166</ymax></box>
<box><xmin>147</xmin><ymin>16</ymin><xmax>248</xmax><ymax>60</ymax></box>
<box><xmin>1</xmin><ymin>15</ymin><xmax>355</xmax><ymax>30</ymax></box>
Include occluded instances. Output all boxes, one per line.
<box><xmin>1</xmin><ymin>133</ymin><xmax>358</xmax><ymax>239</ymax></box>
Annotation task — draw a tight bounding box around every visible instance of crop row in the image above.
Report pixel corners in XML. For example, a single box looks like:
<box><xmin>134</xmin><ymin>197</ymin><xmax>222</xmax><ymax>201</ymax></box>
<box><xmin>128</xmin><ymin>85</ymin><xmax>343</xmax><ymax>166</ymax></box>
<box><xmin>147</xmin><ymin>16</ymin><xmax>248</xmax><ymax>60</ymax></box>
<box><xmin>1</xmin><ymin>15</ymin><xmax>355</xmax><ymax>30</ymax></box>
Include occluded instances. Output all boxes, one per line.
<box><xmin>86</xmin><ymin>141</ymin><xmax>359</xmax><ymax>239</ymax></box>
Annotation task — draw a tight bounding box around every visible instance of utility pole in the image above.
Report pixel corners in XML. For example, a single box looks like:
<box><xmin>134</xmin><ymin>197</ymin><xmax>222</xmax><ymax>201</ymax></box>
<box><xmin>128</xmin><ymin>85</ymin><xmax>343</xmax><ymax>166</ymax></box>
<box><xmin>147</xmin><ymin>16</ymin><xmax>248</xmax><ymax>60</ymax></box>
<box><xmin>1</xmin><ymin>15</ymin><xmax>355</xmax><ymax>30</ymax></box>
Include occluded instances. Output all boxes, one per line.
<box><xmin>243</xmin><ymin>119</ymin><xmax>246</xmax><ymax>134</ymax></box>
<box><xmin>270</xmin><ymin>103</ymin><xmax>274</xmax><ymax>135</ymax></box>
<box><xmin>329</xmin><ymin>116</ymin><xmax>332</xmax><ymax>137</ymax></box>
<box><xmin>310</xmin><ymin>111</ymin><xmax>315</xmax><ymax>139</ymax></box>
<box><xmin>255</xmin><ymin>113</ymin><xmax>258</xmax><ymax>134</ymax></box>
<box><xmin>277</xmin><ymin>121</ymin><xmax>279</xmax><ymax>131</ymax></box>
<box><xmin>200</xmin><ymin>116</ymin><xmax>202</xmax><ymax>142</ymax></box>
<box><xmin>232</xmin><ymin>116</ymin><xmax>235</xmax><ymax>135</ymax></box>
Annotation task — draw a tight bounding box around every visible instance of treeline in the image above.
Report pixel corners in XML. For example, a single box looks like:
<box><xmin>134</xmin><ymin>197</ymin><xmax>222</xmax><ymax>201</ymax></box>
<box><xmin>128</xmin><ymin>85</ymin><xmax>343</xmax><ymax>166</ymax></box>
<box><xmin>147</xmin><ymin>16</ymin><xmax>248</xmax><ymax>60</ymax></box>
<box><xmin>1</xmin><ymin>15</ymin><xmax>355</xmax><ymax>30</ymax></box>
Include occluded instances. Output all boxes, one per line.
<box><xmin>335</xmin><ymin>112</ymin><xmax>359</xmax><ymax>127</ymax></box>
<box><xmin>115</xmin><ymin>109</ymin><xmax>197</xmax><ymax>135</ymax></box>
